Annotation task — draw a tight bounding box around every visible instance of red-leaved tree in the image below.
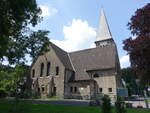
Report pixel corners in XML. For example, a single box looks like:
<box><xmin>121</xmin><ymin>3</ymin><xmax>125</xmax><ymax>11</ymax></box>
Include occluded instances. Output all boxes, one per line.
<box><xmin>123</xmin><ymin>3</ymin><xmax>150</xmax><ymax>85</ymax></box>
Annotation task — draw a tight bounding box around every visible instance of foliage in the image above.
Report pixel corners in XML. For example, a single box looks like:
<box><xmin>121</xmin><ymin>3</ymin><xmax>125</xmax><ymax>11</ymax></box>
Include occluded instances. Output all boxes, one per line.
<box><xmin>123</xmin><ymin>3</ymin><xmax>150</xmax><ymax>84</ymax></box>
<box><xmin>101</xmin><ymin>95</ymin><xmax>112</xmax><ymax>113</ymax></box>
<box><xmin>10</xmin><ymin>64</ymin><xmax>30</xmax><ymax>98</ymax></box>
<box><xmin>4</xmin><ymin>29</ymin><xmax>50</xmax><ymax>64</ymax></box>
<box><xmin>26</xmin><ymin>30</ymin><xmax>50</xmax><ymax>59</ymax></box>
<box><xmin>0</xmin><ymin>88</ymin><xmax>7</xmax><ymax>98</ymax></box>
<box><xmin>0</xmin><ymin>0</ymin><xmax>41</xmax><ymax>60</ymax></box>
<box><xmin>115</xmin><ymin>96</ymin><xmax>126</xmax><ymax>113</ymax></box>
<box><xmin>0</xmin><ymin>64</ymin><xmax>30</xmax><ymax>98</ymax></box>
<box><xmin>121</xmin><ymin>68</ymin><xmax>145</xmax><ymax>96</ymax></box>
<box><xmin>0</xmin><ymin>67</ymin><xmax>14</xmax><ymax>96</ymax></box>
<box><xmin>0</xmin><ymin>0</ymin><xmax>50</xmax><ymax>65</ymax></box>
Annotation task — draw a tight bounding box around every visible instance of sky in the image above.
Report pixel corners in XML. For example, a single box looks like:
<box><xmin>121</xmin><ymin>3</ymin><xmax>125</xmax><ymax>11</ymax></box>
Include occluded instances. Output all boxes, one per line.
<box><xmin>17</xmin><ymin>0</ymin><xmax>150</xmax><ymax>68</ymax></box>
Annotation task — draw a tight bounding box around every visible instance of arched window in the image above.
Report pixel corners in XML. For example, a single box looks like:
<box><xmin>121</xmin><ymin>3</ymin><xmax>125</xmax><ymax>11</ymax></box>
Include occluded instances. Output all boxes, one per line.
<box><xmin>93</xmin><ymin>73</ymin><xmax>99</xmax><ymax>78</ymax></box>
<box><xmin>40</xmin><ymin>63</ymin><xmax>44</xmax><ymax>77</ymax></box>
<box><xmin>56</xmin><ymin>66</ymin><xmax>59</xmax><ymax>75</ymax></box>
<box><xmin>46</xmin><ymin>62</ymin><xmax>51</xmax><ymax>76</ymax></box>
<box><xmin>32</xmin><ymin>69</ymin><xmax>35</xmax><ymax>77</ymax></box>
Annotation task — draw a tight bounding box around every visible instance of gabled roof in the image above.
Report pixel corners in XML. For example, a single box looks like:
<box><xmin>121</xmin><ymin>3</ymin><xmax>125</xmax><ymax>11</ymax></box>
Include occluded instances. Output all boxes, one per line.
<box><xmin>69</xmin><ymin>44</ymin><xmax>117</xmax><ymax>80</ymax></box>
<box><xmin>50</xmin><ymin>42</ymin><xmax>73</xmax><ymax>70</ymax></box>
<box><xmin>30</xmin><ymin>42</ymin><xmax>74</xmax><ymax>71</ymax></box>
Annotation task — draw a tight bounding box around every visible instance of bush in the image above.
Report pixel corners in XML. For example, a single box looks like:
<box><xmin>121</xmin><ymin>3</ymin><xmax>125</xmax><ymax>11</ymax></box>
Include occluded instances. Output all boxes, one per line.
<box><xmin>115</xmin><ymin>96</ymin><xmax>126</xmax><ymax>113</ymax></box>
<box><xmin>101</xmin><ymin>95</ymin><xmax>112</xmax><ymax>113</ymax></box>
<box><xmin>0</xmin><ymin>88</ymin><xmax>7</xmax><ymax>98</ymax></box>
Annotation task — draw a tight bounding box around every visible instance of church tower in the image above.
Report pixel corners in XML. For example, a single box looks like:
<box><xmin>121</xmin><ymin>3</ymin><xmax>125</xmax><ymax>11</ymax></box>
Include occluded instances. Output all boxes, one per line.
<box><xmin>95</xmin><ymin>9</ymin><xmax>114</xmax><ymax>47</ymax></box>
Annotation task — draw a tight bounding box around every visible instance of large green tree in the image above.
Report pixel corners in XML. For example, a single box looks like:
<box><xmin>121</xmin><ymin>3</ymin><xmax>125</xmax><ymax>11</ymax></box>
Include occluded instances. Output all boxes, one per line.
<box><xmin>0</xmin><ymin>0</ymin><xmax>51</xmax><ymax>64</ymax></box>
<box><xmin>121</xmin><ymin>68</ymin><xmax>145</xmax><ymax>96</ymax></box>
<box><xmin>123</xmin><ymin>3</ymin><xmax>150</xmax><ymax>85</ymax></box>
<box><xmin>0</xmin><ymin>0</ymin><xmax>51</xmax><ymax>99</ymax></box>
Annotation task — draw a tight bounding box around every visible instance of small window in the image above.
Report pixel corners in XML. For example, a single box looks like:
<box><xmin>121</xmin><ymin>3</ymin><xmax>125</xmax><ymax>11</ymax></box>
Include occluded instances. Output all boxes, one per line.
<box><xmin>46</xmin><ymin>62</ymin><xmax>51</xmax><ymax>76</ymax></box>
<box><xmin>40</xmin><ymin>63</ymin><xmax>44</xmax><ymax>77</ymax></box>
<box><xmin>53</xmin><ymin>87</ymin><xmax>56</xmax><ymax>96</ymax></box>
<box><xmin>32</xmin><ymin>69</ymin><xmax>35</xmax><ymax>77</ymax></box>
<box><xmin>99</xmin><ymin>88</ymin><xmax>103</xmax><ymax>93</ymax></box>
<box><xmin>42</xmin><ymin>87</ymin><xmax>45</xmax><ymax>93</ymax></box>
<box><xmin>108</xmin><ymin>88</ymin><xmax>112</xmax><ymax>92</ymax></box>
<box><xmin>32</xmin><ymin>84</ymin><xmax>34</xmax><ymax>88</ymax></box>
<box><xmin>56</xmin><ymin>66</ymin><xmax>59</xmax><ymax>75</ymax></box>
<box><xmin>93</xmin><ymin>73</ymin><xmax>99</xmax><ymax>78</ymax></box>
<box><xmin>38</xmin><ymin>88</ymin><xmax>40</xmax><ymax>92</ymax></box>
<box><xmin>74</xmin><ymin>87</ymin><xmax>77</xmax><ymax>93</ymax></box>
<box><xmin>70</xmin><ymin>87</ymin><xmax>73</xmax><ymax>93</ymax></box>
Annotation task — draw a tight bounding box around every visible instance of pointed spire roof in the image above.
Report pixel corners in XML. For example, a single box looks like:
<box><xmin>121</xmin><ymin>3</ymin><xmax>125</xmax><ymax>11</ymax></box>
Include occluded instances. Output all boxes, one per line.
<box><xmin>96</xmin><ymin>9</ymin><xmax>112</xmax><ymax>41</ymax></box>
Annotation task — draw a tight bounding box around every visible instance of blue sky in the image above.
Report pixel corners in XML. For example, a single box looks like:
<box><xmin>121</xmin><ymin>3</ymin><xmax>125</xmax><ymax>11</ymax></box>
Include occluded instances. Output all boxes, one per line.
<box><xmin>32</xmin><ymin>0</ymin><xmax>149</xmax><ymax>68</ymax></box>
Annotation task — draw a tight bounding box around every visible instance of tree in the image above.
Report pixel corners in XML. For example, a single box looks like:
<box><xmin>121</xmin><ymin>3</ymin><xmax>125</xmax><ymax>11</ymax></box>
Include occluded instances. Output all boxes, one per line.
<box><xmin>115</xmin><ymin>96</ymin><xmax>126</xmax><ymax>113</ymax></box>
<box><xmin>101</xmin><ymin>95</ymin><xmax>112</xmax><ymax>113</ymax></box>
<box><xmin>123</xmin><ymin>3</ymin><xmax>150</xmax><ymax>84</ymax></box>
<box><xmin>27</xmin><ymin>30</ymin><xmax>50</xmax><ymax>60</ymax></box>
<box><xmin>0</xmin><ymin>0</ymin><xmax>42</xmax><ymax>62</ymax></box>
<box><xmin>121</xmin><ymin>68</ymin><xmax>141</xmax><ymax>96</ymax></box>
<box><xmin>0</xmin><ymin>64</ymin><xmax>30</xmax><ymax>97</ymax></box>
<box><xmin>5</xmin><ymin>30</ymin><xmax>50</xmax><ymax>64</ymax></box>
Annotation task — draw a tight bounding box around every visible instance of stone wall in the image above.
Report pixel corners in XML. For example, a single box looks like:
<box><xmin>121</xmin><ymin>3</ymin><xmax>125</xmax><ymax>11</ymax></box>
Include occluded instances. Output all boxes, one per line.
<box><xmin>88</xmin><ymin>69</ymin><xmax>117</xmax><ymax>102</ymax></box>
<box><xmin>31</xmin><ymin>45</ymin><xmax>65</xmax><ymax>98</ymax></box>
<box><xmin>67</xmin><ymin>81</ymin><xmax>92</xmax><ymax>100</ymax></box>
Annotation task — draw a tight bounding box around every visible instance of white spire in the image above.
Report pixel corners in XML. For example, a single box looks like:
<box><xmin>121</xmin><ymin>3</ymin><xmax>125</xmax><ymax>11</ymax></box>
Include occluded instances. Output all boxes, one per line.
<box><xmin>96</xmin><ymin>9</ymin><xmax>112</xmax><ymax>41</ymax></box>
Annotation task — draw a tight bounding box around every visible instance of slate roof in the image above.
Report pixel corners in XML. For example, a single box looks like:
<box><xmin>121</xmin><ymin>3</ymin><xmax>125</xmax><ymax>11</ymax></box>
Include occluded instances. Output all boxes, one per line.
<box><xmin>69</xmin><ymin>44</ymin><xmax>117</xmax><ymax>80</ymax></box>
<box><xmin>50</xmin><ymin>42</ymin><xmax>73</xmax><ymax>70</ymax></box>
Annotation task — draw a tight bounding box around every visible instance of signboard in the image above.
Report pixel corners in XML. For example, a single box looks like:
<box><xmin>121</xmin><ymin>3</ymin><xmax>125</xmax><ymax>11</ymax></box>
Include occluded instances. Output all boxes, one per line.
<box><xmin>117</xmin><ymin>88</ymin><xmax>128</xmax><ymax>97</ymax></box>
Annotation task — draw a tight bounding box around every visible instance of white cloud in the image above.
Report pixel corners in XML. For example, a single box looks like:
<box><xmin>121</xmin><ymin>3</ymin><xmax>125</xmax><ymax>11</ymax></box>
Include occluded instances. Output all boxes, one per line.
<box><xmin>51</xmin><ymin>19</ymin><xmax>96</xmax><ymax>52</ymax></box>
<box><xmin>40</xmin><ymin>5</ymin><xmax>58</xmax><ymax>17</ymax></box>
<box><xmin>2</xmin><ymin>57</ymin><xmax>9</xmax><ymax>65</ymax></box>
<box><xmin>132</xmin><ymin>36</ymin><xmax>136</xmax><ymax>39</ymax></box>
<box><xmin>120</xmin><ymin>55</ymin><xmax>130</xmax><ymax>68</ymax></box>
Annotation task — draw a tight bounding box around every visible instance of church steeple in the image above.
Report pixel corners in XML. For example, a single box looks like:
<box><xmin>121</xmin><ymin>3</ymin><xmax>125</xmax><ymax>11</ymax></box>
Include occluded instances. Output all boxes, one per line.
<box><xmin>95</xmin><ymin>9</ymin><xmax>114</xmax><ymax>47</ymax></box>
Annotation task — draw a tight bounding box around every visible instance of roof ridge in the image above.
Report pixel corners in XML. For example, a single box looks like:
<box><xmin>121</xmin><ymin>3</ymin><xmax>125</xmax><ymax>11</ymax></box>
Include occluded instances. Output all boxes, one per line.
<box><xmin>69</xmin><ymin>44</ymin><xmax>115</xmax><ymax>54</ymax></box>
<box><xmin>50</xmin><ymin>42</ymin><xmax>68</xmax><ymax>53</ymax></box>
<box><xmin>67</xmin><ymin>53</ymin><xmax>76</xmax><ymax>71</ymax></box>
<box><xmin>50</xmin><ymin>42</ymin><xmax>73</xmax><ymax>70</ymax></box>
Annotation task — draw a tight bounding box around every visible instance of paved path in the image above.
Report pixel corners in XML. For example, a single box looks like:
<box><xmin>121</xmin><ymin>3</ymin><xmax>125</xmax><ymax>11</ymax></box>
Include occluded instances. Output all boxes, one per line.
<box><xmin>0</xmin><ymin>98</ymin><xmax>91</xmax><ymax>106</ymax></box>
<box><xmin>31</xmin><ymin>99</ymin><xmax>91</xmax><ymax>106</ymax></box>
<box><xmin>1</xmin><ymin>98</ymin><xmax>150</xmax><ymax>109</ymax></box>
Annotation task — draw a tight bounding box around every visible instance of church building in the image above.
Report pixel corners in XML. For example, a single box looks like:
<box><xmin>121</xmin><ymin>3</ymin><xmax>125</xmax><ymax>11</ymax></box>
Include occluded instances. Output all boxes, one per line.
<box><xmin>30</xmin><ymin>9</ymin><xmax>123</xmax><ymax>101</ymax></box>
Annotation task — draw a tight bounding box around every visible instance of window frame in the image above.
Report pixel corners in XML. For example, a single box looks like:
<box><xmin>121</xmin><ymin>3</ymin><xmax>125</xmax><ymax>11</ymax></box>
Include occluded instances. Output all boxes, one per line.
<box><xmin>74</xmin><ymin>87</ymin><xmax>77</xmax><ymax>93</ymax></box>
<box><xmin>93</xmin><ymin>73</ymin><xmax>99</xmax><ymax>78</ymax></box>
<box><xmin>108</xmin><ymin>88</ymin><xmax>112</xmax><ymax>92</ymax></box>
<box><xmin>32</xmin><ymin>69</ymin><xmax>35</xmax><ymax>78</ymax></box>
<box><xmin>70</xmin><ymin>87</ymin><xmax>73</xmax><ymax>93</ymax></box>
<box><xmin>40</xmin><ymin>63</ymin><xmax>44</xmax><ymax>77</ymax></box>
<box><xmin>46</xmin><ymin>62</ymin><xmax>51</xmax><ymax>76</ymax></box>
<box><xmin>42</xmin><ymin>87</ymin><xmax>45</xmax><ymax>93</ymax></box>
<box><xmin>99</xmin><ymin>88</ymin><xmax>103</xmax><ymax>93</ymax></box>
<box><xmin>56</xmin><ymin>66</ymin><xmax>59</xmax><ymax>75</ymax></box>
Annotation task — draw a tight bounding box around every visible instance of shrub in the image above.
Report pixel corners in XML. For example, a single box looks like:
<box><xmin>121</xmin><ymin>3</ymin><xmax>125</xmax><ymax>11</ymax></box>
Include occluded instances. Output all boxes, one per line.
<box><xmin>115</xmin><ymin>96</ymin><xmax>126</xmax><ymax>113</ymax></box>
<box><xmin>101</xmin><ymin>95</ymin><xmax>112</xmax><ymax>113</ymax></box>
<box><xmin>0</xmin><ymin>88</ymin><xmax>7</xmax><ymax>98</ymax></box>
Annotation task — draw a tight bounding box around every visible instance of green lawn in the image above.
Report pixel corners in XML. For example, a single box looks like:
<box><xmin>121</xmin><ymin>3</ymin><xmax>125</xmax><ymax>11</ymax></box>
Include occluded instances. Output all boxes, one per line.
<box><xmin>0</xmin><ymin>101</ymin><xmax>149</xmax><ymax>113</ymax></box>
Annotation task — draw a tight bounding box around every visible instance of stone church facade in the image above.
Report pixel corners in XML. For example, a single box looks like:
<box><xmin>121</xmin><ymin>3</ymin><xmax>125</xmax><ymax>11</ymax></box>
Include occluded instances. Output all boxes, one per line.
<box><xmin>31</xmin><ymin>9</ymin><xmax>123</xmax><ymax>101</ymax></box>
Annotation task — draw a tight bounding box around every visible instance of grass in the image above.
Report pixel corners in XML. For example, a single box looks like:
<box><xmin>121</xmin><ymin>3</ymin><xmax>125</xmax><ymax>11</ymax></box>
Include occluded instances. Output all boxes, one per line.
<box><xmin>0</xmin><ymin>101</ymin><xmax>149</xmax><ymax>113</ymax></box>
